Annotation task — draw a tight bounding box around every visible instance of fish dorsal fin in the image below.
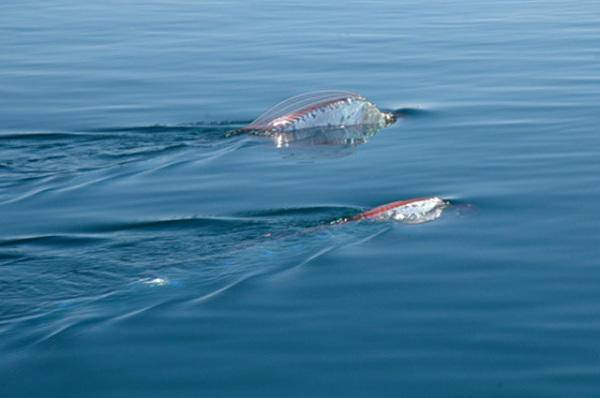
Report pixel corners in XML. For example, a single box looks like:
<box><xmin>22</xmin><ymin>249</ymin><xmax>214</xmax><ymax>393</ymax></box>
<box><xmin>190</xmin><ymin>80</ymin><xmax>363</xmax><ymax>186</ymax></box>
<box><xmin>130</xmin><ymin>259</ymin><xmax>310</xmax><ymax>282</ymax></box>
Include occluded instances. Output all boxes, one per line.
<box><xmin>248</xmin><ymin>90</ymin><xmax>363</xmax><ymax>129</ymax></box>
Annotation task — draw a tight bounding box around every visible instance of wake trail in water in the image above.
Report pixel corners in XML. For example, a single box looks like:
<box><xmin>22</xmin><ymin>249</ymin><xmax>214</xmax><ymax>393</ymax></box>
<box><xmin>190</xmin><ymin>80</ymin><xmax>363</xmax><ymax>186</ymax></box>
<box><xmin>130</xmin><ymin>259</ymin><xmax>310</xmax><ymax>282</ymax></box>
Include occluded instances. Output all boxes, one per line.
<box><xmin>0</xmin><ymin>122</ymin><xmax>252</xmax><ymax>206</ymax></box>
<box><xmin>0</xmin><ymin>204</ymin><xmax>390</xmax><ymax>349</ymax></box>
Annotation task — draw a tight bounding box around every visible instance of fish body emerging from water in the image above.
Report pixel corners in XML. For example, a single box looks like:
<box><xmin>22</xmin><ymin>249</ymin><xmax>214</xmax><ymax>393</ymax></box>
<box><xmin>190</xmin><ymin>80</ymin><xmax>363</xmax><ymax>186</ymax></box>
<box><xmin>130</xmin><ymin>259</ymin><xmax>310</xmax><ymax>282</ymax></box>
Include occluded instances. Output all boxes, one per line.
<box><xmin>333</xmin><ymin>197</ymin><xmax>449</xmax><ymax>225</ymax></box>
<box><xmin>227</xmin><ymin>91</ymin><xmax>396</xmax><ymax>137</ymax></box>
<box><xmin>355</xmin><ymin>197</ymin><xmax>448</xmax><ymax>223</ymax></box>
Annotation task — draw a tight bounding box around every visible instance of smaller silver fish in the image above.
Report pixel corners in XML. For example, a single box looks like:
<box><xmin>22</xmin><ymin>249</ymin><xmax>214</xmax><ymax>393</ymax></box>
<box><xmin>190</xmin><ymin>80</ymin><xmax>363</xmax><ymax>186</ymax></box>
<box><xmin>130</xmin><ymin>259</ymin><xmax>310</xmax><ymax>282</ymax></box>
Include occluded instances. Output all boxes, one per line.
<box><xmin>333</xmin><ymin>197</ymin><xmax>449</xmax><ymax>225</ymax></box>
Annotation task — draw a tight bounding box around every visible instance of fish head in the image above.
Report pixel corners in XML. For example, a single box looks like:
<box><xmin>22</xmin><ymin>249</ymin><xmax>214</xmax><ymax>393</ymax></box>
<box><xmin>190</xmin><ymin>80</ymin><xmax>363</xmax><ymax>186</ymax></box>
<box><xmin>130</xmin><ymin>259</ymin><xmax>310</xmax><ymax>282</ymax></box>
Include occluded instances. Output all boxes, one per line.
<box><xmin>390</xmin><ymin>197</ymin><xmax>449</xmax><ymax>224</ymax></box>
<box><xmin>383</xmin><ymin>112</ymin><xmax>397</xmax><ymax>126</ymax></box>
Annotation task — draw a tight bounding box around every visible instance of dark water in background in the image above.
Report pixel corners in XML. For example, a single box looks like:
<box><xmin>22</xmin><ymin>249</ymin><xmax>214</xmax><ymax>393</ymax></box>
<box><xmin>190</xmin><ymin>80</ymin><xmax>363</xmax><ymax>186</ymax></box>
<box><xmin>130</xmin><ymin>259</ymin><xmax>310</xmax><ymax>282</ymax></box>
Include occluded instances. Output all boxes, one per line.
<box><xmin>1</xmin><ymin>0</ymin><xmax>600</xmax><ymax>396</ymax></box>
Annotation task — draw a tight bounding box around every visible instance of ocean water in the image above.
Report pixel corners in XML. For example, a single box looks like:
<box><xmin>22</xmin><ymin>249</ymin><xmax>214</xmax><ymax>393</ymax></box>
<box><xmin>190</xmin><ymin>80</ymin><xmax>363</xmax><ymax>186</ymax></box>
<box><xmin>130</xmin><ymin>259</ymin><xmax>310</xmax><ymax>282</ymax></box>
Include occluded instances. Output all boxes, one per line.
<box><xmin>1</xmin><ymin>0</ymin><xmax>600</xmax><ymax>396</ymax></box>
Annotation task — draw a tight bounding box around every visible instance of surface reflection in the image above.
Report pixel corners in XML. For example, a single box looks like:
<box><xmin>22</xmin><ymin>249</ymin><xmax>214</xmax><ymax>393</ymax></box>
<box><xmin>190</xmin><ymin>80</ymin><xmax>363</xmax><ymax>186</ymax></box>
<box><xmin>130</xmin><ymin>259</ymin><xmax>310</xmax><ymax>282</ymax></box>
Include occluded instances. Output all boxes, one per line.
<box><xmin>267</xmin><ymin>124</ymin><xmax>386</xmax><ymax>158</ymax></box>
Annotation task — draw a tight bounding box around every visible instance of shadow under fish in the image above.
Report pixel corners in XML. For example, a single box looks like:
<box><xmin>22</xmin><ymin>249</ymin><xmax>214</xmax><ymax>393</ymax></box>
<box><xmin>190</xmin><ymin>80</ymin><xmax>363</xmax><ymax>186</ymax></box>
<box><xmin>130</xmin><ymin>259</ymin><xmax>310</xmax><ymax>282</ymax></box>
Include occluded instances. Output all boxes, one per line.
<box><xmin>266</xmin><ymin>124</ymin><xmax>384</xmax><ymax>159</ymax></box>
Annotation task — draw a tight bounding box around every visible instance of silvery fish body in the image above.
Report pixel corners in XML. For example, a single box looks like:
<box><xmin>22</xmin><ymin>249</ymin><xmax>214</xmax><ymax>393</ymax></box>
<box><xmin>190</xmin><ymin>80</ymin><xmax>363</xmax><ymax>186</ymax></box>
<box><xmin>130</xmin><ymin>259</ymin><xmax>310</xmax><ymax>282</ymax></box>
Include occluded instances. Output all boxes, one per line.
<box><xmin>229</xmin><ymin>91</ymin><xmax>396</xmax><ymax>137</ymax></box>
<box><xmin>352</xmin><ymin>197</ymin><xmax>448</xmax><ymax>224</ymax></box>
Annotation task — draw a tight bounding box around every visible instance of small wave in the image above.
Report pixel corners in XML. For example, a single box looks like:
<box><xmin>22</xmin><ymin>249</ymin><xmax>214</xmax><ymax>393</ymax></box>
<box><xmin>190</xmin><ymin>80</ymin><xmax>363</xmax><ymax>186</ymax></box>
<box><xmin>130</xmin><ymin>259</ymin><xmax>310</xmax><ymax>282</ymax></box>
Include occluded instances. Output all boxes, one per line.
<box><xmin>235</xmin><ymin>205</ymin><xmax>361</xmax><ymax>227</ymax></box>
<box><xmin>77</xmin><ymin>216</ymin><xmax>271</xmax><ymax>234</ymax></box>
<box><xmin>87</xmin><ymin>121</ymin><xmax>252</xmax><ymax>134</ymax></box>
<box><xmin>0</xmin><ymin>234</ymin><xmax>107</xmax><ymax>248</ymax></box>
<box><xmin>0</xmin><ymin>251</ymin><xmax>26</xmax><ymax>262</ymax></box>
<box><xmin>101</xmin><ymin>120</ymin><xmax>252</xmax><ymax>130</ymax></box>
<box><xmin>97</xmin><ymin>142</ymin><xmax>189</xmax><ymax>160</ymax></box>
<box><xmin>236</xmin><ymin>205</ymin><xmax>361</xmax><ymax>218</ymax></box>
<box><xmin>0</xmin><ymin>131</ymin><xmax>121</xmax><ymax>141</ymax></box>
<box><xmin>393</xmin><ymin>107</ymin><xmax>434</xmax><ymax>118</ymax></box>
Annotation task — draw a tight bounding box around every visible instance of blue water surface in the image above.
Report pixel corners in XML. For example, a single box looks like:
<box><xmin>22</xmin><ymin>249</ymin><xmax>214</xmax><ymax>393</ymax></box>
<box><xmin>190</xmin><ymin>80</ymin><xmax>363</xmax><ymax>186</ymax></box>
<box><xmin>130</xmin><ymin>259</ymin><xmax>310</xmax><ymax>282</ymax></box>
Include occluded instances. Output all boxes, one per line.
<box><xmin>1</xmin><ymin>1</ymin><xmax>600</xmax><ymax>396</ymax></box>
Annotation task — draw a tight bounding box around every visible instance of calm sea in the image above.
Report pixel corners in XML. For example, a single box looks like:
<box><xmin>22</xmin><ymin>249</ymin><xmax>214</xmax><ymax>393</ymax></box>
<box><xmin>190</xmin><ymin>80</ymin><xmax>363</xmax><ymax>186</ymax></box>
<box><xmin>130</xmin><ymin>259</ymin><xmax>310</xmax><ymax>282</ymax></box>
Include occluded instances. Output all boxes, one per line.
<box><xmin>1</xmin><ymin>0</ymin><xmax>600</xmax><ymax>396</ymax></box>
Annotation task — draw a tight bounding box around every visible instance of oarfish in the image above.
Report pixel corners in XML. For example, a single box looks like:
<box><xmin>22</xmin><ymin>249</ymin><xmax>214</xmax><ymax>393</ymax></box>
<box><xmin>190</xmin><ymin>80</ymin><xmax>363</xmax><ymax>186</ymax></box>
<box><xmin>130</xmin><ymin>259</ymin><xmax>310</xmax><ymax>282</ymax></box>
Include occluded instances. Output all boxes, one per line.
<box><xmin>226</xmin><ymin>91</ymin><xmax>397</xmax><ymax>137</ymax></box>
<box><xmin>334</xmin><ymin>197</ymin><xmax>449</xmax><ymax>225</ymax></box>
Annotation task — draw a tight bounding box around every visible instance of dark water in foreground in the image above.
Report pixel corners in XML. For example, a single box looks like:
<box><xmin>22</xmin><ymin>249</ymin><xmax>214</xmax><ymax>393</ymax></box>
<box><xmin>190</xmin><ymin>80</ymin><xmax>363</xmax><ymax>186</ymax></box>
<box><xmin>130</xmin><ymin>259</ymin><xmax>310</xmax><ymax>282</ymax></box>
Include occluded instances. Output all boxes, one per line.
<box><xmin>2</xmin><ymin>1</ymin><xmax>600</xmax><ymax>396</ymax></box>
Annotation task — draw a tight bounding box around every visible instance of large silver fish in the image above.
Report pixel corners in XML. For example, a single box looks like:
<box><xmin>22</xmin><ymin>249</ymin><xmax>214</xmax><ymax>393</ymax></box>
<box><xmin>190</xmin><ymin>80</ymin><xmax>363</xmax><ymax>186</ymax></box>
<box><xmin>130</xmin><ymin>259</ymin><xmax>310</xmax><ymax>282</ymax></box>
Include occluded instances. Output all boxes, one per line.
<box><xmin>226</xmin><ymin>91</ymin><xmax>397</xmax><ymax>138</ymax></box>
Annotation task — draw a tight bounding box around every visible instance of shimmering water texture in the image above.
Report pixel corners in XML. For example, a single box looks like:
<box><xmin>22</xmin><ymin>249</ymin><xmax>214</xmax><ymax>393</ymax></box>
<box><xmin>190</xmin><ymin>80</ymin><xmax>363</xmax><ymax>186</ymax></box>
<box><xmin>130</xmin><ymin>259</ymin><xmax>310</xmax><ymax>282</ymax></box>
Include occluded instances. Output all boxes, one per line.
<box><xmin>2</xmin><ymin>0</ymin><xmax>600</xmax><ymax>397</ymax></box>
